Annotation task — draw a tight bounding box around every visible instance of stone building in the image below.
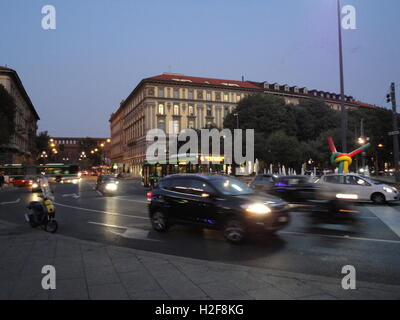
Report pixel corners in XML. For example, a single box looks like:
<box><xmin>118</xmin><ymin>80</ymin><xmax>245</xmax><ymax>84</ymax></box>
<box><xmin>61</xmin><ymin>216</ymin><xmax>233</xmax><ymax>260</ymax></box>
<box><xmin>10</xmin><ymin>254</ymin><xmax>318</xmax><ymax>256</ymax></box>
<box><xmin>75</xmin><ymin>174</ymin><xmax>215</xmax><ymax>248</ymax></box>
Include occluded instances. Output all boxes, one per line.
<box><xmin>110</xmin><ymin>73</ymin><xmax>371</xmax><ymax>177</ymax></box>
<box><xmin>0</xmin><ymin>66</ymin><xmax>39</xmax><ymax>164</ymax></box>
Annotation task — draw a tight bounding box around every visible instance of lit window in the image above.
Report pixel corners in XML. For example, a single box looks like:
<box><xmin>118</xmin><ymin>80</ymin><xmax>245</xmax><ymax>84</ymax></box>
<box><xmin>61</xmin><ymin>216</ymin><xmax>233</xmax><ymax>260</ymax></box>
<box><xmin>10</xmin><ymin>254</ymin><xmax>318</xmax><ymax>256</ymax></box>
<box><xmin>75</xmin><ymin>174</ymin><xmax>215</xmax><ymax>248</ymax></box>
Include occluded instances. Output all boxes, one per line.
<box><xmin>224</xmin><ymin>93</ymin><xmax>229</xmax><ymax>102</ymax></box>
<box><xmin>158</xmin><ymin>104</ymin><xmax>164</xmax><ymax>115</ymax></box>
<box><xmin>188</xmin><ymin>105</ymin><xmax>194</xmax><ymax>116</ymax></box>
<box><xmin>206</xmin><ymin>92</ymin><xmax>211</xmax><ymax>100</ymax></box>
<box><xmin>173</xmin><ymin>104</ymin><xmax>179</xmax><ymax>115</ymax></box>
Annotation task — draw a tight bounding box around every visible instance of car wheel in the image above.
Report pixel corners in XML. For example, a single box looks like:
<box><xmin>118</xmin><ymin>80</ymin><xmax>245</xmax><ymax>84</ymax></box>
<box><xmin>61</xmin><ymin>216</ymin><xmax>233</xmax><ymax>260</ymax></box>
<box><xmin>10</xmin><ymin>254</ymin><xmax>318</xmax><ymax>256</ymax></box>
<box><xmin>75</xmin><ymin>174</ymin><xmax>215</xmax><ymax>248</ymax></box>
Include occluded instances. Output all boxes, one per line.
<box><xmin>371</xmin><ymin>192</ymin><xmax>386</xmax><ymax>205</ymax></box>
<box><xmin>150</xmin><ymin>211</ymin><xmax>169</xmax><ymax>232</ymax></box>
<box><xmin>223</xmin><ymin>219</ymin><xmax>245</xmax><ymax>244</ymax></box>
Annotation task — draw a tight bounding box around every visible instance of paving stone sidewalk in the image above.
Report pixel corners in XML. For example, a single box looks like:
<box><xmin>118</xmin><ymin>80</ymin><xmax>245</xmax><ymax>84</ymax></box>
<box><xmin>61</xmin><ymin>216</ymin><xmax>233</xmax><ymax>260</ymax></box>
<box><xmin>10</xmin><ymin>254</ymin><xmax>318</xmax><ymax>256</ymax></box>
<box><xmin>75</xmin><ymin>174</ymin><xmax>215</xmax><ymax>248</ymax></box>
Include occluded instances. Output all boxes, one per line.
<box><xmin>1</xmin><ymin>219</ymin><xmax>399</xmax><ymax>300</ymax></box>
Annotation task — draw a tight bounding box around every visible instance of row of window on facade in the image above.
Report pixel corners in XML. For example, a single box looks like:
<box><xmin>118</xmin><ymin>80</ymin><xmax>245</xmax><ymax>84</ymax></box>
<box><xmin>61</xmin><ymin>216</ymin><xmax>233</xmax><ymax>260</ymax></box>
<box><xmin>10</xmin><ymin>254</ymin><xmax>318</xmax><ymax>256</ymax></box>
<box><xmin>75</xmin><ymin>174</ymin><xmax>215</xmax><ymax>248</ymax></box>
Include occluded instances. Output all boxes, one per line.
<box><xmin>152</xmin><ymin>86</ymin><xmax>244</xmax><ymax>103</ymax></box>
<box><xmin>263</xmin><ymin>83</ymin><xmax>353</xmax><ymax>102</ymax></box>
<box><xmin>157</xmin><ymin>103</ymin><xmax>231</xmax><ymax>117</ymax></box>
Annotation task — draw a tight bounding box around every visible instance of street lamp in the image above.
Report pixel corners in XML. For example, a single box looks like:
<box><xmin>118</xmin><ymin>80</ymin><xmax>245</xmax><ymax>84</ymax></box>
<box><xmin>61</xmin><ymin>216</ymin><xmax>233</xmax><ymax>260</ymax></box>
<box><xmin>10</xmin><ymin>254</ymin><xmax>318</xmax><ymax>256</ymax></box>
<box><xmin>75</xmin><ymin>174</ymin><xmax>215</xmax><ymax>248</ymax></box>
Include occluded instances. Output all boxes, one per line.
<box><xmin>233</xmin><ymin>113</ymin><xmax>239</xmax><ymax>129</ymax></box>
<box><xmin>337</xmin><ymin>0</ymin><xmax>348</xmax><ymax>152</ymax></box>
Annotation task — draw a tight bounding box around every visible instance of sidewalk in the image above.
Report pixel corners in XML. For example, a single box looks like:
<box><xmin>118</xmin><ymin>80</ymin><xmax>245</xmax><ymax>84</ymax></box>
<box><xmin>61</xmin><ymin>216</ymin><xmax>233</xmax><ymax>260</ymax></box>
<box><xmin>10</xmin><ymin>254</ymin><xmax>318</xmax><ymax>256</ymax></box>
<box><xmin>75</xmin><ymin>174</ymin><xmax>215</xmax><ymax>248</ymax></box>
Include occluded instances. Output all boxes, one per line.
<box><xmin>1</xmin><ymin>219</ymin><xmax>399</xmax><ymax>300</ymax></box>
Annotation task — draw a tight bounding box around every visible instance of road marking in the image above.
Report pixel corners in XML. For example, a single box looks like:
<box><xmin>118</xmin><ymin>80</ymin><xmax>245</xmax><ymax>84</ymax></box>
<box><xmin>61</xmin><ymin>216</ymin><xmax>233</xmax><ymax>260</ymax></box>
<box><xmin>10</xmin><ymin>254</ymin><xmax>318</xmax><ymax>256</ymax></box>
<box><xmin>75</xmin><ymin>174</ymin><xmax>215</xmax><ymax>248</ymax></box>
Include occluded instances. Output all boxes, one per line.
<box><xmin>88</xmin><ymin>221</ymin><xmax>159</xmax><ymax>241</ymax></box>
<box><xmin>54</xmin><ymin>202</ymin><xmax>149</xmax><ymax>220</ymax></box>
<box><xmin>111</xmin><ymin>197</ymin><xmax>147</xmax><ymax>204</ymax></box>
<box><xmin>1</xmin><ymin>198</ymin><xmax>21</xmax><ymax>205</ymax></box>
<box><xmin>88</xmin><ymin>221</ymin><xmax>126</xmax><ymax>229</ymax></box>
<box><xmin>280</xmin><ymin>230</ymin><xmax>400</xmax><ymax>244</ymax></box>
<box><xmin>61</xmin><ymin>193</ymin><xmax>80</xmax><ymax>199</ymax></box>
<box><xmin>364</xmin><ymin>206</ymin><xmax>400</xmax><ymax>238</ymax></box>
<box><xmin>92</xmin><ymin>197</ymin><xmax>147</xmax><ymax>204</ymax></box>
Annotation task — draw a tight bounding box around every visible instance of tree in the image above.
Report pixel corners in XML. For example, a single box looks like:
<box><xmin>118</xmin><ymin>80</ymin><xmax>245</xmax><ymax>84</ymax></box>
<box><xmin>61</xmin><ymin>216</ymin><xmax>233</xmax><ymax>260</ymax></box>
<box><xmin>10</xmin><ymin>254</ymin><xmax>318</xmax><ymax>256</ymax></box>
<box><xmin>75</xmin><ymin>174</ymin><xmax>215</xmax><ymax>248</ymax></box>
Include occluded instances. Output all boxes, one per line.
<box><xmin>0</xmin><ymin>84</ymin><xmax>16</xmax><ymax>146</ymax></box>
<box><xmin>79</xmin><ymin>138</ymin><xmax>101</xmax><ymax>168</ymax></box>
<box><xmin>36</xmin><ymin>131</ymin><xmax>51</xmax><ymax>153</ymax></box>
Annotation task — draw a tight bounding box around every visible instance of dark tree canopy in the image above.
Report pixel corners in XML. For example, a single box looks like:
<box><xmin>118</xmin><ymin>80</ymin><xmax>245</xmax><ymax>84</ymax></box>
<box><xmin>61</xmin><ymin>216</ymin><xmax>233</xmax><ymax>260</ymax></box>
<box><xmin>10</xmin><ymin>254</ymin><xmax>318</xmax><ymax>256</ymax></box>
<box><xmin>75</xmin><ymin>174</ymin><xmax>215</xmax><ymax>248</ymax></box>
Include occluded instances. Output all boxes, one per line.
<box><xmin>223</xmin><ymin>93</ymin><xmax>395</xmax><ymax>171</ymax></box>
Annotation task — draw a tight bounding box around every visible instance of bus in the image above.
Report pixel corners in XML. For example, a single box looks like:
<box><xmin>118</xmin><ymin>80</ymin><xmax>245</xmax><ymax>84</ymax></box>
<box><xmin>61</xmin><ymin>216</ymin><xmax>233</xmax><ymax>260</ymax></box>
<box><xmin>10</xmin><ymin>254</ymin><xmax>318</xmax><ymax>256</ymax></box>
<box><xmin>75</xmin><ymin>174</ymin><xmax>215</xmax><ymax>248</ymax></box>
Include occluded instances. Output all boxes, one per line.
<box><xmin>36</xmin><ymin>163</ymin><xmax>79</xmax><ymax>178</ymax></box>
<box><xmin>141</xmin><ymin>153</ymin><xmax>226</xmax><ymax>187</ymax></box>
<box><xmin>0</xmin><ymin>163</ymin><xmax>79</xmax><ymax>181</ymax></box>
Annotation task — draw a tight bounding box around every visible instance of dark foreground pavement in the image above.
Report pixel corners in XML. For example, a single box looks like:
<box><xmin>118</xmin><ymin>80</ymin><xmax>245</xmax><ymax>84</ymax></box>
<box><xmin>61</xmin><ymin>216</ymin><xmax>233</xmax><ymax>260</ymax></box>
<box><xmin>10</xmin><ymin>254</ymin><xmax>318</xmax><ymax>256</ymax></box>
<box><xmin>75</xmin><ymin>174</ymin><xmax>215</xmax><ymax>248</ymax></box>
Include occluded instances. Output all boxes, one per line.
<box><xmin>1</xmin><ymin>219</ymin><xmax>399</xmax><ymax>300</ymax></box>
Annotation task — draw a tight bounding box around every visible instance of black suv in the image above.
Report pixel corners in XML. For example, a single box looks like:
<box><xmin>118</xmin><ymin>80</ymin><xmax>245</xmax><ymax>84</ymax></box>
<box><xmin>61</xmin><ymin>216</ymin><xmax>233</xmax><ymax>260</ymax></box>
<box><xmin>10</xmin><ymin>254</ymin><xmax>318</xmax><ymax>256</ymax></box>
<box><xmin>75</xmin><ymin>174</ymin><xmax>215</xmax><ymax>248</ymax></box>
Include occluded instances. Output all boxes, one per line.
<box><xmin>148</xmin><ymin>174</ymin><xmax>290</xmax><ymax>243</ymax></box>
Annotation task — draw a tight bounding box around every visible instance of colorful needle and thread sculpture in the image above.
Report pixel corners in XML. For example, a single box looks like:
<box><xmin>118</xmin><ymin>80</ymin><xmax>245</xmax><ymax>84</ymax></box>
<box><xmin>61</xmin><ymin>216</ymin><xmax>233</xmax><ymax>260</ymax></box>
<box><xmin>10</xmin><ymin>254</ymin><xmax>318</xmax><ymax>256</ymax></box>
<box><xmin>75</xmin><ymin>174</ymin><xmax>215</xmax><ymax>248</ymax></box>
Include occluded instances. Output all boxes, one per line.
<box><xmin>328</xmin><ymin>137</ymin><xmax>370</xmax><ymax>174</ymax></box>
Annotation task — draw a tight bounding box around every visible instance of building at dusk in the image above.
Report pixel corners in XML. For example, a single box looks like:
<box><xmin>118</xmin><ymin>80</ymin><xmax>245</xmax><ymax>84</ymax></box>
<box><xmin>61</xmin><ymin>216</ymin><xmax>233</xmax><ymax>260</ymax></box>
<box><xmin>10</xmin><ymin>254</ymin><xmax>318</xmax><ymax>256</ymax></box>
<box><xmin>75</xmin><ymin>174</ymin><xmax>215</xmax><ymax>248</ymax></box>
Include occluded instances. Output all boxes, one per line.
<box><xmin>49</xmin><ymin>137</ymin><xmax>111</xmax><ymax>165</ymax></box>
<box><xmin>109</xmin><ymin>73</ymin><xmax>378</xmax><ymax>177</ymax></box>
<box><xmin>0</xmin><ymin>66</ymin><xmax>40</xmax><ymax>164</ymax></box>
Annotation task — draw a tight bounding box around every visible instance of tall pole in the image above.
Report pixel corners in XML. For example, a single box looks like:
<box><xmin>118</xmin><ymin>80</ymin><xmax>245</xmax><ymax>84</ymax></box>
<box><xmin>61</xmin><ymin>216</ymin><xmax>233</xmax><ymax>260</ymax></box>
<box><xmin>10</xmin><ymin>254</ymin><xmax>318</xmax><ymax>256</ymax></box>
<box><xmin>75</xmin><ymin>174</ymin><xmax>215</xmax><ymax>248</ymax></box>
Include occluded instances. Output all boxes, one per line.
<box><xmin>360</xmin><ymin>118</ymin><xmax>366</xmax><ymax>171</ymax></box>
<box><xmin>337</xmin><ymin>0</ymin><xmax>347</xmax><ymax>152</ymax></box>
<box><xmin>390</xmin><ymin>83</ymin><xmax>400</xmax><ymax>182</ymax></box>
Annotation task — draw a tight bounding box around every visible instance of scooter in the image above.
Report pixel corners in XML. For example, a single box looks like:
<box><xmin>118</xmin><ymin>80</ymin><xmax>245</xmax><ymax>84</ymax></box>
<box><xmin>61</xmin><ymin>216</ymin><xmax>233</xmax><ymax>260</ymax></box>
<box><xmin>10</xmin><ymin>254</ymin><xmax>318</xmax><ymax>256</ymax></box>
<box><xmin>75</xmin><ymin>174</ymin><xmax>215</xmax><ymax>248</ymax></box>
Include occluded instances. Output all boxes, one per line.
<box><xmin>25</xmin><ymin>176</ymin><xmax>58</xmax><ymax>233</ymax></box>
<box><xmin>25</xmin><ymin>195</ymin><xmax>58</xmax><ymax>233</ymax></box>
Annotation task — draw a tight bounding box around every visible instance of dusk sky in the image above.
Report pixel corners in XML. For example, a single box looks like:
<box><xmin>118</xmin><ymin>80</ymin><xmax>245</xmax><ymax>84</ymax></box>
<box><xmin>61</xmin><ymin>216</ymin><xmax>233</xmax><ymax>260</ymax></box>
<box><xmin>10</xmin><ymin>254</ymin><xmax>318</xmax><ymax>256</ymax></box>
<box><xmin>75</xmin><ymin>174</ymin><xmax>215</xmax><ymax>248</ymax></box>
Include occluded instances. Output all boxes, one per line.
<box><xmin>1</xmin><ymin>0</ymin><xmax>399</xmax><ymax>137</ymax></box>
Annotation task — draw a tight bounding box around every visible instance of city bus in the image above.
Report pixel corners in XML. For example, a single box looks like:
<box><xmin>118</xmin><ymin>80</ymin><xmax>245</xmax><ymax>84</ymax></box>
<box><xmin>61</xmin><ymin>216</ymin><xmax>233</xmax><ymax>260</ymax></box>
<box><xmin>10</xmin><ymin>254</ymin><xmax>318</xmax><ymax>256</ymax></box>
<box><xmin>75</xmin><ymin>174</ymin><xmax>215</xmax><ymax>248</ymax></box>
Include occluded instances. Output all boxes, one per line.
<box><xmin>0</xmin><ymin>163</ymin><xmax>79</xmax><ymax>181</ymax></box>
<box><xmin>36</xmin><ymin>163</ymin><xmax>79</xmax><ymax>178</ymax></box>
<box><xmin>141</xmin><ymin>153</ymin><xmax>226</xmax><ymax>187</ymax></box>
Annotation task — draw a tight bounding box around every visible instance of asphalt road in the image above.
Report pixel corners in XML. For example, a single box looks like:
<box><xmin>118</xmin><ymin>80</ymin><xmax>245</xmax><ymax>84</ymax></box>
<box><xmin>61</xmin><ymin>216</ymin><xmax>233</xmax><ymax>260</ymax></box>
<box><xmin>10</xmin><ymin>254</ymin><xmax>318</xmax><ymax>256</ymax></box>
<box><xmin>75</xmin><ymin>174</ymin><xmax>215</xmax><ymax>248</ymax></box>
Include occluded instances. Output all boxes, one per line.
<box><xmin>1</xmin><ymin>178</ymin><xmax>400</xmax><ymax>286</ymax></box>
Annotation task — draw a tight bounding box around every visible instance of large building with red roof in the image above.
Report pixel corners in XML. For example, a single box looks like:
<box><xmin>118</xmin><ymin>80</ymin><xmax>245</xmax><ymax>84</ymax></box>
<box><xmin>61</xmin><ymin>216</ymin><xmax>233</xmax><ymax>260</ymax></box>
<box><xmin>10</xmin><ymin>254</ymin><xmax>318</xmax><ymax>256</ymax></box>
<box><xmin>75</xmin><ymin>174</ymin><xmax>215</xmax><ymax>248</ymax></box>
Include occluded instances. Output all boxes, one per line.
<box><xmin>109</xmin><ymin>72</ymin><xmax>378</xmax><ymax>176</ymax></box>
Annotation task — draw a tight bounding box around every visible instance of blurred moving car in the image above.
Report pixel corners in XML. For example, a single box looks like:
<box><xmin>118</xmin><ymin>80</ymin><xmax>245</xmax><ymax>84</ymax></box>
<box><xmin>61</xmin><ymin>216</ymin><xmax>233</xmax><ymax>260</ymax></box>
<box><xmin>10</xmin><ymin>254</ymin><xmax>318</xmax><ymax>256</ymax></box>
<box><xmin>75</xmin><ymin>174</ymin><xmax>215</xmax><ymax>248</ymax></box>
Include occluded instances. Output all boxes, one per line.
<box><xmin>147</xmin><ymin>174</ymin><xmax>290</xmax><ymax>243</ymax></box>
<box><xmin>11</xmin><ymin>176</ymin><xmax>32</xmax><ymax>188</ymax></box>
<box><xmin>249</xmin><ymin>174</ymin><xmax>279</xmax><ymax>192</ymax></box>
<box><xmin>96</xmin><ymin>174</ymin><xmax>119</xmax><ymax>196</ymax></box>
<box><xmin>30</xmin><ymin>177</ymin><xmax>42</xmax><ymax>193</ymax></box>
<box><xmin>270</xmin><ymin>175</ymin><xmax>317</xmax><ymax>204</ymax></box>
<box><xmin>316</xmin><ymin>174</ymin><xmax>399</xmax><ymax>204</ymax></box>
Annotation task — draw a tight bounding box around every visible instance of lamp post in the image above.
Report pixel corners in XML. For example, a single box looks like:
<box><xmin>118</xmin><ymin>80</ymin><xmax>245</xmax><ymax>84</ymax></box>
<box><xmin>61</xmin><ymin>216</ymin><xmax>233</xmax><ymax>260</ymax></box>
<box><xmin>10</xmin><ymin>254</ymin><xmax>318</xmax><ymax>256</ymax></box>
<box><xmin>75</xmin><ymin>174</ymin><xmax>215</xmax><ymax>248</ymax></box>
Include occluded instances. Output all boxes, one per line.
<box><xmin>336</xmin><ymin>0</ymin><xmax>347</xmax><ymax>153</ymax></box>
<box><xmin>233</xmin><ymin>113</ymin><xmax>239</xmax><ymax>129</ymax></box>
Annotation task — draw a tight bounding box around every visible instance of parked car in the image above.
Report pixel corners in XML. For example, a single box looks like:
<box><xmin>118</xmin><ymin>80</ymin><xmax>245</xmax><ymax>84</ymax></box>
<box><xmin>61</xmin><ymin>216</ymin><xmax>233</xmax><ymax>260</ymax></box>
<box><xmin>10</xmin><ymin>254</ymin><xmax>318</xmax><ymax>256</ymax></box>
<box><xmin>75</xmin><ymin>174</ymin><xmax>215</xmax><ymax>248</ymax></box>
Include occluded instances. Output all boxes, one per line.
<box><xmin>249</xmin><ymin>174</ymin><xmax>279</xmax><ymax>192</ymax></box>
<box><xmin>316</xmin><ymin>174</ymin><xmax>399</xmax><ymax>204</ymax></box>
<box><xmin>147</xmin><ymin>174</ymin><xmax>290</xmax><ymax>243</ymax></box>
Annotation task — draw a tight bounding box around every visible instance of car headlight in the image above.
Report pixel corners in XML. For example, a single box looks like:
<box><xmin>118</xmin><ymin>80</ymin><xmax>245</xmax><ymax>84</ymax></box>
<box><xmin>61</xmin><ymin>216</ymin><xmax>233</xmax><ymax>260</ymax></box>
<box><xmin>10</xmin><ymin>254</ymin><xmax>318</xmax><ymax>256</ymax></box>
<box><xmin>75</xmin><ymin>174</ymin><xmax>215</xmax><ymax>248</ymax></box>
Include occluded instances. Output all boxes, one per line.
<box><xmin>32</xmin><ymin>183</ymin><xmax>39</xmax><ymax>188</ymax></box>
<box><xmin>105</xmin><ymin>183</ymin><xmax>118</xmax><ymax>191</ymax></box>
<box><xmin>241</xmin><ymin>203</ymin><xmax>271</xmax><ymax>215</ymax></box>
<box><xmin>383</xmin><ymin>186</ymin><xmax>394</xmax><ymax>193</ymax></box>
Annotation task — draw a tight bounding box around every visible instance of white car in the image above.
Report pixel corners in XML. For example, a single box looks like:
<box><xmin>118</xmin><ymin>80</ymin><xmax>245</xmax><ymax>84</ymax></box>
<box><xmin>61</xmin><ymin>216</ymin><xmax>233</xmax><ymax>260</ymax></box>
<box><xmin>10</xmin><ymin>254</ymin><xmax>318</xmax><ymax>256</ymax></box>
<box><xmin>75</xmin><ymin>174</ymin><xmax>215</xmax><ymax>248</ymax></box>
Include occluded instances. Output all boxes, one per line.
<box><xmin>316</xmin><ymin>174</ymin><xmax>399</xmax><ymax>204</ymax></box>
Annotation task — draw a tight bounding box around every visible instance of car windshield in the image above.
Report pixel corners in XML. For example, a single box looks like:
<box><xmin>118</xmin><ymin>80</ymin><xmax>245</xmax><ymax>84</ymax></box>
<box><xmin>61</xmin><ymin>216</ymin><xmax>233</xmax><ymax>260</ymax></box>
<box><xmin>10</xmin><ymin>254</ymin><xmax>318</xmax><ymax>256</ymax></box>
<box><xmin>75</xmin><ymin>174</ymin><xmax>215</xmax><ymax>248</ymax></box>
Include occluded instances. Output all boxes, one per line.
<box><xmin>210</xmin><ymin>176</ymin><xmax>255</xmax><ymax>196</ymax></box>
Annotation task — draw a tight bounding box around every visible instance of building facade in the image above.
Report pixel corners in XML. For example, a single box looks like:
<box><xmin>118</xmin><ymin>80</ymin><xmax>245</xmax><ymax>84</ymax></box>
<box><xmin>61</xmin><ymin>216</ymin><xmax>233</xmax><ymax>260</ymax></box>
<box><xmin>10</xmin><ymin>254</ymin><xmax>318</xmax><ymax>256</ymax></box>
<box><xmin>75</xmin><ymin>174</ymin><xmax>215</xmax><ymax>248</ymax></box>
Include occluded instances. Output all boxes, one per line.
<box><xmin>110</xmin><ymin>73</ymin><xmax>369</xmax><ymax>177</ymax></box>
<box><xmin>0</xmin><ymin>66</ymin><xmax>40</xmax><ymax>164</ymax></box>
<box><xmin>49</xmin><ymin>137</ymin><xmax>111</xmax><ymax>165</ymax></box>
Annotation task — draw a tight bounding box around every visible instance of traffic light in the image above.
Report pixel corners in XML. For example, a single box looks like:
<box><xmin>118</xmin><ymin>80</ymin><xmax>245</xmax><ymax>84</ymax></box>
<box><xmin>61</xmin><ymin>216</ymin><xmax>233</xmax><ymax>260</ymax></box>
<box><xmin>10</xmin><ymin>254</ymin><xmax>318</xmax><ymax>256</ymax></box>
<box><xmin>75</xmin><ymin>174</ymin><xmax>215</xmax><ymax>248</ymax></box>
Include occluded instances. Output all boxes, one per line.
<box><xmin>387</xmin><ymin>94</ymin><xmax>391</xmax><ymax>104</ymax></box>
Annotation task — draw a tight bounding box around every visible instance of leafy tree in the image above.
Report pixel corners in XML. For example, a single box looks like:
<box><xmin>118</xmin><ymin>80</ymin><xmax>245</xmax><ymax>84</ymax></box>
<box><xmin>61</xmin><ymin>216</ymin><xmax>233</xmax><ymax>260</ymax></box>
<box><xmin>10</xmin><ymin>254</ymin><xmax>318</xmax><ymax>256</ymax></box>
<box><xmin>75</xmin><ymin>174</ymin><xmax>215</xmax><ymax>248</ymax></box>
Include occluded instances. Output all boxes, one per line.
<box><xmin>36</xmin><ymin>131</ymin><xmax>51</xmax><ymax>153</ymax></box>
<box><xmin>223</xmin><ymin>93</ymin><xmax>395</xmax><ymax>172</ymax></box>
<box><xmin>79</xmin><ymin>138</ymin><xmax>101</xmax><ymax>167</ymax></box>
<box><xmin>0</xmin><ymin>84</ymin><xmax>16</xmax><ymax>146</ymax></box>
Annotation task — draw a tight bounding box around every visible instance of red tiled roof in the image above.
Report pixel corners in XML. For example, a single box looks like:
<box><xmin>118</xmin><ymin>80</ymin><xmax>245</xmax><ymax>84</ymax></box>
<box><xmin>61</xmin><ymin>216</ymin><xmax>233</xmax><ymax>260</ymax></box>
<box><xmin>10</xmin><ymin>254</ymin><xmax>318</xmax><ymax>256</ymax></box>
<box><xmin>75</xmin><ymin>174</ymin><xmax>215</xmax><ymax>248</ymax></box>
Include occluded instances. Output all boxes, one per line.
<box><xmin>354</xmin><ymin>100</ymin><xmax>379</xmax><ymax>109</ymax></box>
<box><xmin>145</xmin><ymin>73</ymin><xmax>260</xmax><ymax>89</ymax></box>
